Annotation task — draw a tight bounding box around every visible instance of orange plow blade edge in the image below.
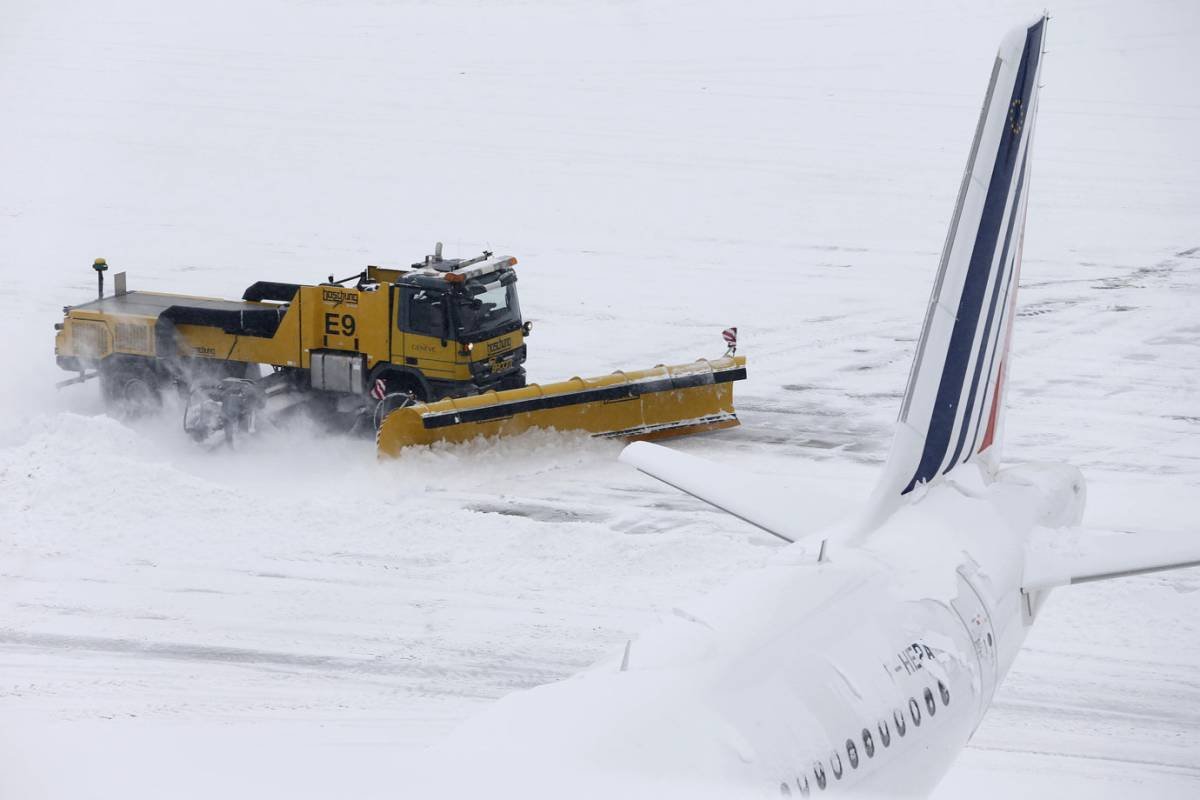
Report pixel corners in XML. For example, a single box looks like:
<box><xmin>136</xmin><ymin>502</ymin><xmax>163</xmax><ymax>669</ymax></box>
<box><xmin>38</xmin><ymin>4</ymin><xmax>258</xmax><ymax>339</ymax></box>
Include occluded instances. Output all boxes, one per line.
<box><xmin>377</xmin><ymin>355</ymin><xmax>747</xmax><ymax>457</ymax></box>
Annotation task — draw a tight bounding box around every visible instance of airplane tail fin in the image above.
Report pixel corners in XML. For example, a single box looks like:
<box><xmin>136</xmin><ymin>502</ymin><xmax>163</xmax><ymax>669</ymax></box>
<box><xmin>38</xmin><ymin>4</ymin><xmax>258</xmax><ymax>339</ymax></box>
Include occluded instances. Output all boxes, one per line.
<box><xmin>619</xmin><ymin>18</ymin><xmax>1048</xmax><ymax>545</ymax></box>
<box><xmin>873</xmin><ymin>16</ymin><xmax>1047</xmax><ymax>507</ymax></box>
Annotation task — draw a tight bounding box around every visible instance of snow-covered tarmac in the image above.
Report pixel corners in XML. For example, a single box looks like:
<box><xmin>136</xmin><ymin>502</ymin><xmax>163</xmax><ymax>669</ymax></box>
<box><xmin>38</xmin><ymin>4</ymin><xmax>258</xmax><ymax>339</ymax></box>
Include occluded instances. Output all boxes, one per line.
<box><xmin>1</xmin><ymin>0</ymin><xmax>1197</xmax><ymax>796</ymax></box>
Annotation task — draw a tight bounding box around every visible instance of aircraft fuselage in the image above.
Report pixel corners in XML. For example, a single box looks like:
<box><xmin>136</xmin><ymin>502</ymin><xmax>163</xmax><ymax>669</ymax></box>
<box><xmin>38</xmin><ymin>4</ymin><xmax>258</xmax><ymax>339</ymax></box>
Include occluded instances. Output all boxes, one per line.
<box><xmin>424</xmin><ymin>466</ymin><xmax>1082</xmax><ymax>798</ymax></box>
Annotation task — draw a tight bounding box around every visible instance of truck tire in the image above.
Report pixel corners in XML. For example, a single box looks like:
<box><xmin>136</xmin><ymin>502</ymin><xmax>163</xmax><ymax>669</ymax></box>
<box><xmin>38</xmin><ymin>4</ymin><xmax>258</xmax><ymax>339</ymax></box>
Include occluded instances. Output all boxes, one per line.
<box><xmin>100</xmin><ymin>358</ymin><xmax>164</xmax><ymax>420</ymax></box>
<box><xmin>373</xmin><ymin>392</ymin><xmax>416</xmax><ymax>431</ymax></box>
<box><xmin>371</xmin><ymin>374</ymin><xmax>426</xmax><ymax>430</ymax></box>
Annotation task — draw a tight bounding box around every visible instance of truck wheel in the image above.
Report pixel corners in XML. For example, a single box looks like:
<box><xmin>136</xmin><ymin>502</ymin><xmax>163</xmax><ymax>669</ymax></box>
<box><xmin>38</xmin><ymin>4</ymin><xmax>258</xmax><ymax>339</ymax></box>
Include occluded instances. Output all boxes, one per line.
<box><xmin>371</xmin><ymin>375</ymin><xmax>425</xmax><ymax>430</ymax></box>
<box><xmin>101</xmin><ymin>360</ymin><xmax>163</xmax><ymax>420</ymax></box>
<box><xmin>373</xmin><ymin>391</ymin><xmax>417</xmax><ymax>431</ymax></box>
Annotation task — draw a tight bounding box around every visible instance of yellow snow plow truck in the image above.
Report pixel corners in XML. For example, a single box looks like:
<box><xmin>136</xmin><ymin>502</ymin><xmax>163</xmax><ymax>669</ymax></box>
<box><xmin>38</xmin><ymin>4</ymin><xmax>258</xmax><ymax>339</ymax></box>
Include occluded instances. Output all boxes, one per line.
<box><xmin>54</xmin><ymin>247</ymin><xmax>747</xmax><ymax>454</ymax></box>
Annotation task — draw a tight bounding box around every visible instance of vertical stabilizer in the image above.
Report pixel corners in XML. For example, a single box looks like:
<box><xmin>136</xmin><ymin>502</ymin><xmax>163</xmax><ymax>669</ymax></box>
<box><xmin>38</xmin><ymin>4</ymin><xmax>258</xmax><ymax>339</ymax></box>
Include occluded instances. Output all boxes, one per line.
<box><xmin>873</xmin><ymin>16</ymin><xmax>1047</xmax><ymax>508</ymax></box>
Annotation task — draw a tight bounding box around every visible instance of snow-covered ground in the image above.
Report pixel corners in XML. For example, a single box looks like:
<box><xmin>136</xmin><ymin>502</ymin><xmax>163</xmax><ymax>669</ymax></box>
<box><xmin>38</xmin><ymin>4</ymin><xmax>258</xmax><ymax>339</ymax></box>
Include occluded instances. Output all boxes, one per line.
<box><xmin>1</xmin><ymin>0</ymin><xmax>1197</xmax><ymax>796</ymax></box>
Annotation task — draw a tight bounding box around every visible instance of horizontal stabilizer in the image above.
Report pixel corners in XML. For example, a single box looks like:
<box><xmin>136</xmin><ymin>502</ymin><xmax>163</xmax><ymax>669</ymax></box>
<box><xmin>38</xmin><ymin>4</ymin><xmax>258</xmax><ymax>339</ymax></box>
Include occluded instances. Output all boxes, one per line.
<box><xmin>1023</xmin><ymin>530</ymin><xmax>1200</xmax><ymax>591</ymax></box>
<box><xmin>619</xmin><ymin>441</ymin><xmax>844</xmax><ymax>543</ymax></box>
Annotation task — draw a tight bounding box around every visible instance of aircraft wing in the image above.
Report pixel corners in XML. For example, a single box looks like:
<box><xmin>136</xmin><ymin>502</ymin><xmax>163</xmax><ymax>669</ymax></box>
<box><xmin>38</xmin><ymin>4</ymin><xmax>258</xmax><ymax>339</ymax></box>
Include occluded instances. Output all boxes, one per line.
<box><xmin>619</xmin><ymin>441</ymin><xmax>845</xmax><ymax>543</ymax></box>
<box><xmin>1023</xmin><ymin>530</ymin><xmax>1200</xmax><ymax>591</ymax></box>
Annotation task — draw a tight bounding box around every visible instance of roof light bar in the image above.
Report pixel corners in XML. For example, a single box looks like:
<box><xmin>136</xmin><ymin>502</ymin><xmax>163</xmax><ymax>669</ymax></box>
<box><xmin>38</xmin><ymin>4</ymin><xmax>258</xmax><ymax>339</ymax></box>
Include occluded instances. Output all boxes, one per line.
<box><xmin>443</xmin><ymin>255</ymin><xmax>517</xmax><ymax>284</ymax></box>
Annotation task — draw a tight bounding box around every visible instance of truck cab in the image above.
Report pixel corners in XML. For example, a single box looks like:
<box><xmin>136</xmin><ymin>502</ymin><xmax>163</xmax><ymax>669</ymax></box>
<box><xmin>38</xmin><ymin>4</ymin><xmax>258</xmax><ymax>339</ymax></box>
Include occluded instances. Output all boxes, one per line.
<box><xmin>384</xmin><ymin>255</ymin><xmax>527</xmax><ymax>400</ymax></box>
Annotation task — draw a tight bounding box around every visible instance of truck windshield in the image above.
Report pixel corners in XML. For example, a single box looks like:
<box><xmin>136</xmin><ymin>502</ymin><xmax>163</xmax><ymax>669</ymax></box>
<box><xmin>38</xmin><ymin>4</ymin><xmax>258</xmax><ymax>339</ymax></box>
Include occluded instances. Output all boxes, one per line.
<box><xmin>454</xmin><ymin>277</ymin><xmax>520</xmax><ymax>339</ymax></box>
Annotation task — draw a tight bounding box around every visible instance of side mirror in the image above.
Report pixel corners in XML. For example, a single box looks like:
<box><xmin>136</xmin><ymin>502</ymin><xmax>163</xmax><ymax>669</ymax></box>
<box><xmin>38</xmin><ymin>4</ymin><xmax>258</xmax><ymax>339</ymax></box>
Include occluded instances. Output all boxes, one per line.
<box><xmin>522</xmin><ymin>320</ymin><xmax>533</xmax><ymax>337</ymax></box>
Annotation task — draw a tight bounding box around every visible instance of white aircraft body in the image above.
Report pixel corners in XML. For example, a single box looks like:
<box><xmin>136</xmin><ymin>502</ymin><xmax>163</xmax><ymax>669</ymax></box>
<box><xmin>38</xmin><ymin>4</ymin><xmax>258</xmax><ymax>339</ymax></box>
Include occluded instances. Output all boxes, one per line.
<box><xmin>416</xmin><ymin>16</ymin><xmax>1200</xmax><ymax>798</ymax></box>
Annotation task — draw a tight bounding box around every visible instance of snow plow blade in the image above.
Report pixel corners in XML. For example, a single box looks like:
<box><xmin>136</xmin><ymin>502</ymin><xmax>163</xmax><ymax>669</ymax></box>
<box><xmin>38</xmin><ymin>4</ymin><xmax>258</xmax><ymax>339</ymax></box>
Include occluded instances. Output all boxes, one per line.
<box><xmin>377</xmin><ymin>355</ymin><xmax>747</xmax><ymax>457</ymax></box>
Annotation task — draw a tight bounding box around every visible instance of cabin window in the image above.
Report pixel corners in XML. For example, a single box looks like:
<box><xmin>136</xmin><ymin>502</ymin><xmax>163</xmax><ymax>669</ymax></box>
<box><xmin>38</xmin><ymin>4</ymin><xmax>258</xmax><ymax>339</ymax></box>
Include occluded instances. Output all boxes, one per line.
<box><xmin>814</xmin><ymin>762</ymin><xmax>827</xmax><ymax>790</ymax></box>
<box><xmin>938</xmin><ymin>680</ymin><xmax>951</xmax><ymax>707</ymax></box>
<box><xmin>894</xmin><ymin>709</ymin><xmax>907</xmax><ymax>736</ymax></box>
<box><xmin>404</xmin><ymin>289</ymin><xmax>449</xmax><ymax>338</ymax></box>
<box><xmin>879</xmin><ymin>720</ymin><xmax>892</xmax><ymax>747</ymax></box>
<box><xmin>846</xmin><ymin>739</ymin><xmax>859</xmax><ymax>769</ymax></box>
<box><xmin>862</xmin><ymin>727</ymin><xmax>875</xmax><ymax>757</ymax></box>
<box><xmin>909</xmin><ymin>697</ymin><xmax>922</xmax><ymax>726</ymax></box>
<box><xmin>831</xmin><ymin>752</ymin><xmax>844</xmax><ymax>779</ymax></box>
<box><xmin>453</xmin><ymin>276</ymin><xmax>520</xmax><ymax>339</ymax></box>
<box><xmin>924</xmin><ymin>687</ymin><xmax>937</xmax><ymax>716</ymax></box>
<box><xmin>780</xmin><ymin>783</ymin><xmax>792</xmax><ymax>796</ymax></box>
<box><xmin>797</xmin><ymin>775</ymin><xmax>811</xmax><ymax>796</ymax></box>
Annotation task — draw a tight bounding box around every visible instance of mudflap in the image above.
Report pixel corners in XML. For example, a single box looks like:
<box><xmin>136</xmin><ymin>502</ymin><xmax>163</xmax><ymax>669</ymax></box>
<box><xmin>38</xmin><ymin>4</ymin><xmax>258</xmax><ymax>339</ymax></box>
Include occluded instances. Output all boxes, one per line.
<box><xmin>377</xmin><ymin>355</ymin><xmax>746</xmax><ymax>458</ymax></box>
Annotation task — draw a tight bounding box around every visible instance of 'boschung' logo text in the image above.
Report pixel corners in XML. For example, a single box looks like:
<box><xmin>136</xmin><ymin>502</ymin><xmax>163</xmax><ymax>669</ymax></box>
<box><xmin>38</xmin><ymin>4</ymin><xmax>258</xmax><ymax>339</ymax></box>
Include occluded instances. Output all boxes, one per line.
<box><xmin>322</xmin><ymin>289</ymin><xmax>358</xmax><ymax>307</ymax></box>
<box><xmin>486</xmin><ymin>336</ymin><xmax>512</xmax><ymax>355</ymax></box>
